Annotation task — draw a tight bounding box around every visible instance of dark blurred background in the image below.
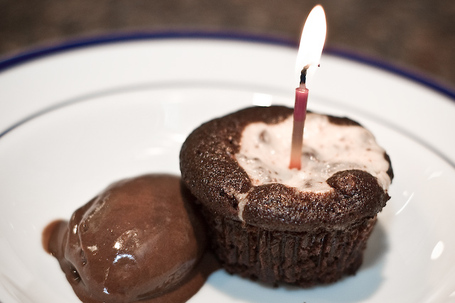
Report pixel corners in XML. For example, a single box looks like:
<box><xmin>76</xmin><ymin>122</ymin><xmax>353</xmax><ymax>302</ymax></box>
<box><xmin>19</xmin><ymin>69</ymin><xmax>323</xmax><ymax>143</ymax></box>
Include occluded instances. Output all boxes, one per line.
<box><xmin>1</xmin><ymin>0</ymin><xmax>454</xmax><ymax>91</ymax></box>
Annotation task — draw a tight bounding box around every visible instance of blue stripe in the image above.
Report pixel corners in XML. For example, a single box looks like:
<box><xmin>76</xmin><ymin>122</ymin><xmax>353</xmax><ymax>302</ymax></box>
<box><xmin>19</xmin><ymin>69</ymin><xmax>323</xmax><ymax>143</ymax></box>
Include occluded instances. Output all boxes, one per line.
<box><xmin>324</xmin><ymin>47</ymin><xmax>455</xmax><ymax>100</ymax></box>
<box><xmin>0</xmin><ymin>31</ymin><xmax>296</xmax><ymax>71</ymax></box>
<box><xmin>0</xmin><ymin>30</ymin><xmax>454</xmax><ymax>100</ymax></box>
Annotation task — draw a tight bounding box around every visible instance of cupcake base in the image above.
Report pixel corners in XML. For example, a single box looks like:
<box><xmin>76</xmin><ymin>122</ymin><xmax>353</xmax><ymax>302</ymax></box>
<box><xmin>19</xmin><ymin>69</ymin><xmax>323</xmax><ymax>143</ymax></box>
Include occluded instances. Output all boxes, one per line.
<box><xmin>203</xmin><ymin>207</ymin><xmax>377</xmax><ymax>287</ymax></box>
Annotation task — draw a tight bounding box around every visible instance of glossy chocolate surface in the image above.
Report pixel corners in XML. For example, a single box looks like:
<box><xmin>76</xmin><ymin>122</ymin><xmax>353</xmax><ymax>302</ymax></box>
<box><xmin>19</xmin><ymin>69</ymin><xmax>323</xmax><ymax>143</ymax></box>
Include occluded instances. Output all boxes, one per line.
<box><xmin>44</xmin><ymin>174</ymin><xmax>213</xmax><ymax>303</ymax></box>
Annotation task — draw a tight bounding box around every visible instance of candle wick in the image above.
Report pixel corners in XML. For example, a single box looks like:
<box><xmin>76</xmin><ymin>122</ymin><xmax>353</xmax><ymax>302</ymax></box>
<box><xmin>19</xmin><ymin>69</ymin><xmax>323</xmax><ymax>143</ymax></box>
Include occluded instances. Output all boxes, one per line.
<box><xmin>300</xmin><ymin>68</ymin><xmax>307</xmax><ymax>84</ymax></box>
<box><xmin>300</xmin><ymin>64</ymin><xmax>312</xmax><ymax>84</ymax></box>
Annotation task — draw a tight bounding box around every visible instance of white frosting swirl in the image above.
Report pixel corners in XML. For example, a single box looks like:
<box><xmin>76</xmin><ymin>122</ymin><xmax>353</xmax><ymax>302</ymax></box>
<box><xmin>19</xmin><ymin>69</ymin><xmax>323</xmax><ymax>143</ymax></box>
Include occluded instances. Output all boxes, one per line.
<box><xmin>235</xmin><ymin>113</ymin><xmax>391</xmax><ymax>193</ymax></box>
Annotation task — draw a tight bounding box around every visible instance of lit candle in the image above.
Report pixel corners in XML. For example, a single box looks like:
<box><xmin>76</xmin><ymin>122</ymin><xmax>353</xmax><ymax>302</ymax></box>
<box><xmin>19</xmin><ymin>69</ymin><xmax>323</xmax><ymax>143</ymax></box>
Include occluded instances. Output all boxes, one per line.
<box><xmin>289</xmin><ymin>5</ymin><xmax>327</xmax><ymax>170</ymax></box>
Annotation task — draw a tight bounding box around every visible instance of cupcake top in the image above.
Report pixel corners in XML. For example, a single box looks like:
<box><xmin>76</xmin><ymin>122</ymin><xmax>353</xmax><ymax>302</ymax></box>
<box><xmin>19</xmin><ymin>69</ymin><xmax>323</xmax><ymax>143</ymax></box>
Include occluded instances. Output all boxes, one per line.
<box><xmin>236</xmin><ymin>112</ymin><xmax>391</xmax><ymax>193</ymax></box>
<box><xmin>180</xmin><ymin>106</ymin><xmax>393</xmax><ymax>232</ymax></box>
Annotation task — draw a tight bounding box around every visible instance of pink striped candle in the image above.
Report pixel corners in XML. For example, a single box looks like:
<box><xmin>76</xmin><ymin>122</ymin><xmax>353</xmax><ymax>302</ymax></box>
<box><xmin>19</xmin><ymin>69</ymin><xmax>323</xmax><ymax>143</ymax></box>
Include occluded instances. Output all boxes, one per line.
<box><xmin>289</xmin><ymin>5</ymin><xmax>326</xmax><ymax>169</ymax></box>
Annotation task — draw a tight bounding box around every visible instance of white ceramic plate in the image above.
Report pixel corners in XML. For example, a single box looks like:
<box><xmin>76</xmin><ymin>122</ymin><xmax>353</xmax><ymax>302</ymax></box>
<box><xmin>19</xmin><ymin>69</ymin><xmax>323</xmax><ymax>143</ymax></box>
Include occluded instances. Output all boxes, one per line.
<box><xmin>1</xmin><ymin>33</ymin><xmax>454</xmax><ymax>303</ymax></box>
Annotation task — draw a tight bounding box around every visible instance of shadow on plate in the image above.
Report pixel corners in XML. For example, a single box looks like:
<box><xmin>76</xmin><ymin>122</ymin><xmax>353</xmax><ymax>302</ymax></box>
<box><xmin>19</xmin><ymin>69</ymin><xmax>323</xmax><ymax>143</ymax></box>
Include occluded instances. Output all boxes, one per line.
<box><xmin>207</xmin><ymin>221</ymin><xmax>388</xmax><ymax>303</ymax></box>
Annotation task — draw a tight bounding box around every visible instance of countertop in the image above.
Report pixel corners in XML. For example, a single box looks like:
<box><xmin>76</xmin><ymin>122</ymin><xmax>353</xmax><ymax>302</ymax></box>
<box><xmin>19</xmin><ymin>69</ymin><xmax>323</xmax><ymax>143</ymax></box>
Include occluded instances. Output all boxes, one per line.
<box><xmin>1</xmin><ymin>0</ymin><xmax>454</xmax><ymax>93</ymax></box>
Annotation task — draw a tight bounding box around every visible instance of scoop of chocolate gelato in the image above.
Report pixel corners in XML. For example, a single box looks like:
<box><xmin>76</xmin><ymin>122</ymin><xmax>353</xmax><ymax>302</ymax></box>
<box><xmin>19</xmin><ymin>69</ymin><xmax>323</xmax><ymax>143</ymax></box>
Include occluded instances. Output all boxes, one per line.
<box><xmin>44</xmin><ymin>174</ymin><xmax>207</xmax><ymax>303</ymax></box>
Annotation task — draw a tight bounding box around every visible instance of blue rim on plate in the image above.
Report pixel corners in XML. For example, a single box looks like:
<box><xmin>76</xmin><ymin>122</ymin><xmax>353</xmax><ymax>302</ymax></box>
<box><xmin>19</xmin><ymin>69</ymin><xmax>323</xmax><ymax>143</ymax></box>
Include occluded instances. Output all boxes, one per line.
<box><xmin>0</xmin><ymin>30</ymin><xmax>454</xmax><ymax>100</ymax></box>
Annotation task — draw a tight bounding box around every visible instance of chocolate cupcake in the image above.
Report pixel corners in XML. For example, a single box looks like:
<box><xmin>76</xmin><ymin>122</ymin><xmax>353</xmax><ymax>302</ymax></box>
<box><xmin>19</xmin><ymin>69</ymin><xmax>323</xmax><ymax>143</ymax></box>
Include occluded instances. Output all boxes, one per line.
<box><xmin>180</xmin><ymin>105</ymin><xmax>393</xmax><ymax>287</ymax></box>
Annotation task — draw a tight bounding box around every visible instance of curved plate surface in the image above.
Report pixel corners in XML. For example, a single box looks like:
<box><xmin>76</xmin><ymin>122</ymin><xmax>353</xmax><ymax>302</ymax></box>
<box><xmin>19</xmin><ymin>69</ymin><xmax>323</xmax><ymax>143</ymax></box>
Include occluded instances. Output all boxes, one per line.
<box><xmin>0</xmin><ymin>35</ymin><xmax>454</xmax><ymax>303</ymax></box>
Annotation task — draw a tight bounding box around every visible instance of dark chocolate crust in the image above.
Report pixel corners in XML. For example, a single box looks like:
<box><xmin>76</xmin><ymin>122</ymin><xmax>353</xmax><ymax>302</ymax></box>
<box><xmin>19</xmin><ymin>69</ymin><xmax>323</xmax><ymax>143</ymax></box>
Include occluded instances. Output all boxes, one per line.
<box><xmin>180</xmin><ymin>106</ymin><xmax>393</xmax><ymax>232</ymax></box>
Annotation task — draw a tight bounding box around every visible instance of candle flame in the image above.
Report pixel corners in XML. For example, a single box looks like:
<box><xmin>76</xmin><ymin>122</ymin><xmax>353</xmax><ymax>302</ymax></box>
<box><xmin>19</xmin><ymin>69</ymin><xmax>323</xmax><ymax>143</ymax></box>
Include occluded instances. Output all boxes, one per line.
<box><xmin>295</xmin><ymin>5</ymin><xmax>327</xmax><ymax>88</ymax></box>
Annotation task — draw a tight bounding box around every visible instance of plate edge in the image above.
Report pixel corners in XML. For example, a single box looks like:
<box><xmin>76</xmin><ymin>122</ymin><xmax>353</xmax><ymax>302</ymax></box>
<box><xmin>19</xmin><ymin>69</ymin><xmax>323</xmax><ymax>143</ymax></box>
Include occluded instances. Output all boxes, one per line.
<box><xmin>0</xmin><ymin>30</ymin><xmax>454</xmax><ymax>100</ymax></box>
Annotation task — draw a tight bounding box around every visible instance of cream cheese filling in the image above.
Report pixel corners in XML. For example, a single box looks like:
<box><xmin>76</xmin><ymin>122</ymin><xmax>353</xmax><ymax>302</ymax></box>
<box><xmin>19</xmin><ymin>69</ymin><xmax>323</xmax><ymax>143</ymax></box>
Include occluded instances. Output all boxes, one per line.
<box><xmin>235</xmin><ymin>113</ymin><xmax>391</xmax><ymax>198</ymax></box>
